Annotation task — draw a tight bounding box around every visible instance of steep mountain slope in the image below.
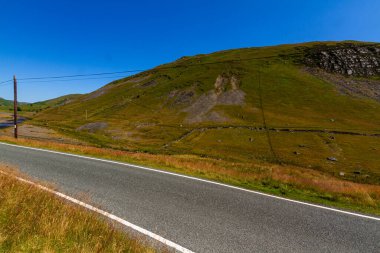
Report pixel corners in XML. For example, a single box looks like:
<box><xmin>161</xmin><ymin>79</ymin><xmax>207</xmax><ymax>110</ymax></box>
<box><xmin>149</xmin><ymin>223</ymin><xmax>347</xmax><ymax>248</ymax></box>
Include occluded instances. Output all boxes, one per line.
<box><xmin>34</xmin><ymin>41</ymin><xmax>380</xmax><ymax>184</ymax></box>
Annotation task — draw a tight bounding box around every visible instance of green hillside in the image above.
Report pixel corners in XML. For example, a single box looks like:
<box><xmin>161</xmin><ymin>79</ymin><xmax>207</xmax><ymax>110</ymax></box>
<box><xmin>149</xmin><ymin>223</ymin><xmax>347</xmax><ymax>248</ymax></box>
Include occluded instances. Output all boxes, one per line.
<box><xmin>0</xmin><ymin>98</ymin><xmax>13</xmax><ymax>107</ymax></box>
<box><xmin>0</xmin><ymin>94</ymin><xmax>81</xmax><ymax>112</ymax></box>
<box><xmin>33</xmin><ymin>41</ymin><xmax>380</xmax><ymax>185</ymax></box>
<box><xmin>0</xmin><ymin>98</ymin><xmax>29</xmax><ymax>112</ymax></box>
<box><xmin>27</xmin><ymin>94</ymin><xmax>82</xmax><ymax>112</ymax></box>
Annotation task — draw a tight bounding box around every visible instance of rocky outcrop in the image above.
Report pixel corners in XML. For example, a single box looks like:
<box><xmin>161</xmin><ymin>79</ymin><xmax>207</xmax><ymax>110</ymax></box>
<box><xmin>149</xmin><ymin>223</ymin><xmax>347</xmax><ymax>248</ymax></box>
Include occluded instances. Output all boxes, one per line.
<box><xmin>183</xmin><ymin>74</ymin><xmax>245</xmax><ymax>123</ymax></box>
<box><xmin>214</xmin><ymin>75</ymin><xmax>230</xmax><ymax>95</ymax></box>
<box><xmin>302</xmin><ymin>43</ymin><xmax>380</xmax><ymax>77</ymax></box>
<box><xmin>214</xmin><ymin>74</ymin><xmax>241</xmax><ymax>94</ymax></box>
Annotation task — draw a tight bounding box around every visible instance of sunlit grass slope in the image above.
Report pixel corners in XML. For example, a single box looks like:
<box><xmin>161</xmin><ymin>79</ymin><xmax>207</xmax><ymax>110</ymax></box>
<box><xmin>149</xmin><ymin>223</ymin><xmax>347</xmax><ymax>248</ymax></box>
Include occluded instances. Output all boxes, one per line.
<box><xmin>32</xmin><ymin>41</ymin><xmax>380</xmax><ymax>186</ymax></box>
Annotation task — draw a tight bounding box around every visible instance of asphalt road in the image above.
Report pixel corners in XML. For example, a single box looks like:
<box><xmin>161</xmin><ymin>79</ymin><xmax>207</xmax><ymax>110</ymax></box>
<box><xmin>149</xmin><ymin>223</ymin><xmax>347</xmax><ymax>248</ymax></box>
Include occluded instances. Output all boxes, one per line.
<box><xmin>0</xmin><ymin>143</ymin><xmax>379</xmax><ymax>253</ymax></box>
<box><xmin>0</xmin><ymin>118</ymin><xmax>25</xmax><ymax>129</ymax></box>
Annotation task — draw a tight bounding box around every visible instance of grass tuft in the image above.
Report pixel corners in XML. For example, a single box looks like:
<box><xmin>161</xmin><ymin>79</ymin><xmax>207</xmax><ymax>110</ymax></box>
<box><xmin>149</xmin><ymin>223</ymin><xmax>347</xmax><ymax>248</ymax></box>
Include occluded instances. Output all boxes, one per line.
<box><xmin>0</xmin><ymin>164</ymin><xmax>163</xmax><ymax>253</ymax></box>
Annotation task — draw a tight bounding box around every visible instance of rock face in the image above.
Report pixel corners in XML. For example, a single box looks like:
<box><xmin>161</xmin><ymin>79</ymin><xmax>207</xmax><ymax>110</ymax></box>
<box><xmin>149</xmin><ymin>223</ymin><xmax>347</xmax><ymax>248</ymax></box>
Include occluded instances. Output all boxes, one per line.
<box><xmin>183</xmin><ymin>74</ymin><xmax>245</xmax><ymax>123</ymax></box>
<box><xmin>214</xmin><ymin>74</ymin><xmax>241</xmax><ymax>94</ymax></box>
<box><xmin>303</xmin><ymin>43</ymin><xmax>380</xmax><ymax>77</ymax></box>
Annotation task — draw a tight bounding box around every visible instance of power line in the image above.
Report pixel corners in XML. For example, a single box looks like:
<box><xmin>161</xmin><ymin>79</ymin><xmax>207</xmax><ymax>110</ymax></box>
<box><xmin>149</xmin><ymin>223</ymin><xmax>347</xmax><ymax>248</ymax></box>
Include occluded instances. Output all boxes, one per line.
<box><xmin>0</xmin><ymin>52</ymin><xmax>303</xmax><ymax>84</ymax></box>
<box><xmin>16</xmin><ymin>70</ymin><xmax>144</xmax><ymax>81</ymax></box>
<box><xmin>0</xmin><ymin>79</ymin><xmax>12</xmax><ymax>85</ymax></box>
<box><xmin>18</xmin><ymin>75</ymin><xmax>130</xmax><ymax>84</ymax></box>
<box><xmin>257</xmin><ymin>67</ymin><xmax>281</xmax><ymax>164</ymax></box>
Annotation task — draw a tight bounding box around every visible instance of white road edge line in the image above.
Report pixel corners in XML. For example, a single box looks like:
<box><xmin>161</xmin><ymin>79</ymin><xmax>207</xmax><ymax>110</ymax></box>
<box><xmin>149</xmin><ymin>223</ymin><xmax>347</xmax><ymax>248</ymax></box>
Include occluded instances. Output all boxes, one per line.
<box><xmin>1</xmin><ymin>141</ymin><xmax>380</xmax><ymax>222</ymax></box>
<box><xmin>0</xmin><ymin>170</ymin><xmax>195</xmax><ymax>253</ymax></box>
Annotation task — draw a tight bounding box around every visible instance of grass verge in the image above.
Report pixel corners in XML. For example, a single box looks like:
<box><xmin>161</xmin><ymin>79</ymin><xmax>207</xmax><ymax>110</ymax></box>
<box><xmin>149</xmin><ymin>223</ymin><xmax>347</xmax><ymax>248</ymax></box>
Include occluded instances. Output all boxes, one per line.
<box><xmin>0</xmin><ymin>136</ymin><xmax>379</xmax><ymax>216</ymax></box>
<box><xmin>0</xmin><ymin>164</ymin><xmax>160</xmax><ymax>253</ymax></box>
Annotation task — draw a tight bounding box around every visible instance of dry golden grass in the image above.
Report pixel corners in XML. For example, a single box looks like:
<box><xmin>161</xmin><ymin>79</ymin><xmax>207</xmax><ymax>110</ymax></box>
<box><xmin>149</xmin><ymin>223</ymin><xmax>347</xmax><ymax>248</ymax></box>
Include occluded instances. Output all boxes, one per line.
<box><xmin>1</xmin><ymin>136</ymin><xmax>380</xmax><ymax>214</ymax></box>
<box><xmin>270</xmin><ymin>165</ymin><xmax>380</xmax><ymax>206</ymax></box>
<box><xmin>0</xmin><ymin>164</ymin><xmax>162</xmax><ymax>253</ymax></box>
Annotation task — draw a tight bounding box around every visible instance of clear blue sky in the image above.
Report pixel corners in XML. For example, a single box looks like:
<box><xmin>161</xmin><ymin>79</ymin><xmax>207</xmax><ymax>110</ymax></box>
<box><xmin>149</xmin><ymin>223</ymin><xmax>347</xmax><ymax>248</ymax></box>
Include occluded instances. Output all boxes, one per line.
<box><xmin>1</xmin><ymin>0</ymin><xmax>379</xmax><ymax>102</ymax></box>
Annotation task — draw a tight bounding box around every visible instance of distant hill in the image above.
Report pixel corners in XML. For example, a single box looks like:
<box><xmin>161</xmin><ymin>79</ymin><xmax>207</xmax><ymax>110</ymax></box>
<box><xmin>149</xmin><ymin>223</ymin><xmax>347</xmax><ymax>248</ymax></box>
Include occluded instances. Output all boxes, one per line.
<box><xmin>33</xmin><ymin>41</ymin><xmax>380</xmax><ymax>184</ymax></box>
<box><xmin>0</xmin><ymin>94</ymin><xmax>82</xmax><ymax>112</ymax></box>
<box><xmin>29</xmin><ymin>94</ymin><xmax>82</xmax><ymax>112</ymax></box>
<box><xmin>0</xmin><ymin>98</ymin><xmax>13</xmax><ymax>107</ymax></box>
<box><xmin>0</xmin><ymin>97</ymin><xmax>28</xmax><ymax>110</ymax></box>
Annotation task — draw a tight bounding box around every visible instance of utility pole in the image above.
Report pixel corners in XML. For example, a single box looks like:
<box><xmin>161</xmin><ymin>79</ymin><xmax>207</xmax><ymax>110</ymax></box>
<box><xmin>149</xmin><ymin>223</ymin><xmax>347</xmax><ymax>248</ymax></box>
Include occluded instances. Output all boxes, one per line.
<box><xmin>13</xmin><ymin>75</ymin><xmax>18</xmax><ymax>139</ymax></box>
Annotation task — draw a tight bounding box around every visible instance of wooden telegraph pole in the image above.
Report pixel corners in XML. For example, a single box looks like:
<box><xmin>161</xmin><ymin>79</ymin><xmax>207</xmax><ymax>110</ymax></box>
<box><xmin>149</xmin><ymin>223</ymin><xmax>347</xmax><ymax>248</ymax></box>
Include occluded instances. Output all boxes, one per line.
<box><xmin>13</xmin><ymin>75</ymin><xmax>18</xmax><ymax>139</ymax></box>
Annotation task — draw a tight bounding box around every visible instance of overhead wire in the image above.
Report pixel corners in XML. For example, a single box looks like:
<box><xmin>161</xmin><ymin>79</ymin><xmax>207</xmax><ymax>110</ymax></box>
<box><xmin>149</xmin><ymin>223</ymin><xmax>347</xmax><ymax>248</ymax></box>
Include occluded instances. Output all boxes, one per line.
<box><xmin>0</xmin><ymin>52</ymin><xmax>304</xmax><ymax>84</ymax></box>
<box><xmin>257</xmin><ymin>67</ymin><xmax>281</xmax><ymax>164</ymax></box>
<box><xmin>16</xmin><ymin>70</ymin><xmax>144</xmax><ymax>81</ymax></box>
<box><xmin>0</xmin><ymin>80</ymin><xmax>13</xmax><ymax>86</ymax></box>
<box><xmin>17</xmin><ymin>75</ymin><xmax>131</xmax><ymax>85</ymax></box>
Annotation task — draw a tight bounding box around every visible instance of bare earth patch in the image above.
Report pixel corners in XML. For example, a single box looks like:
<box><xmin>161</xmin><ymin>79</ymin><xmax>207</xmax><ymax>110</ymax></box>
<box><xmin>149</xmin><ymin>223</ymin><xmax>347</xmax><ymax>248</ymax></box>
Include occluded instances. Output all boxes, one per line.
<box><xmin>0</xmin><ymin>112</ymin><xmax>12</xmax><ymax>119</ymax></box>
<box><xmin>183</xmin><ymin>74</ymin><xmax>245</xmax><ymax>123</ymax></box>
<box><xmin>1</xmin><ymin>123</ymin><xmax>82</xmax><ymax>144</ymax></box>
<box><xmin>77</xmin><ymin>122</ymin><xmax>108</xmax><ymax>133</ymax></box>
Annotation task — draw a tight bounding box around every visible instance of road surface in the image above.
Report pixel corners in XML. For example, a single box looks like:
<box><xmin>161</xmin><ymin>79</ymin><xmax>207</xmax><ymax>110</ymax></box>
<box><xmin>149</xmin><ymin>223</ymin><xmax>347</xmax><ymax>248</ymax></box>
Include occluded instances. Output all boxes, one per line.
<box><xmin>0</xmin><ymin>142</ymin><xmax>379</xmax><ymax>252</ymax></box>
